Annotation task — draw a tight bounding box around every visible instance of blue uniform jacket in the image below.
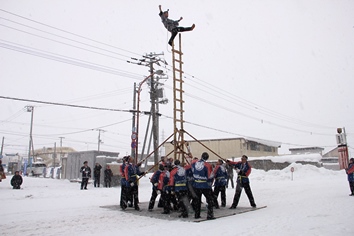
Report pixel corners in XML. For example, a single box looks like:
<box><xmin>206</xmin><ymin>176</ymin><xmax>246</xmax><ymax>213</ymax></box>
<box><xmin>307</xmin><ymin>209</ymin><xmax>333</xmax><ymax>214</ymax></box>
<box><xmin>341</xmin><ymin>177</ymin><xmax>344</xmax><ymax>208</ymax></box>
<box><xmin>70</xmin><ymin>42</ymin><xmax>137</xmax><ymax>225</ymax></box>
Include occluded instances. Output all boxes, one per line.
<box><xmin>228</xmin><ymin>161</ymin><xmax>252</xmax><ymax>184</ymax></box>
<box><xmin>213</xmin><ymin>165</ymin><xmax>227</xmax><ymax>187</ymax></box>
<box><xmin>169</xmin><ymin>166</ymin><xmax>187</xmax><ymax>192</ymax></box>
<box><xmin>192</xmin><ymin>159</ymin><xmax>213</xmax><ymax>189</ymax></box>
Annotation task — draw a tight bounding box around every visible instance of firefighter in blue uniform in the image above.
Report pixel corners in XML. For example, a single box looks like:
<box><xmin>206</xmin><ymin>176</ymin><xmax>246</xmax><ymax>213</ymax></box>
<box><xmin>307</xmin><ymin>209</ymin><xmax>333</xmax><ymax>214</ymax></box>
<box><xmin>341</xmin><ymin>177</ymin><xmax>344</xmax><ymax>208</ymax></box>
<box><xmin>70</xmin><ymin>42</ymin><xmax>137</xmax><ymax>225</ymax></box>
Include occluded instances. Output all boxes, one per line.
<box><xmin>191</xmin><ymin>152</ymin><xmax>215</xmax><ymax>220</ymax></box>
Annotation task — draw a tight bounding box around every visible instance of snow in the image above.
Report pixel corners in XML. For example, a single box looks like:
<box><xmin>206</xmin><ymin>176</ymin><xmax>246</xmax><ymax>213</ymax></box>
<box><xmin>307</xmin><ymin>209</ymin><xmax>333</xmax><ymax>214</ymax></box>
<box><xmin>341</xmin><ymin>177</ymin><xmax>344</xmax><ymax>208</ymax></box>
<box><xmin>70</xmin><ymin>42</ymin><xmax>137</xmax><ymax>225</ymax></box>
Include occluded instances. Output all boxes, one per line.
<box><xmin>248</xmin><ymin>153</ymin><xmax>323</xmax><ymax>163</ymax></box>
<box><xmin>1</xmin><ymin>163</ymin><xmax>353</xmax><ymax>236</ymax></box>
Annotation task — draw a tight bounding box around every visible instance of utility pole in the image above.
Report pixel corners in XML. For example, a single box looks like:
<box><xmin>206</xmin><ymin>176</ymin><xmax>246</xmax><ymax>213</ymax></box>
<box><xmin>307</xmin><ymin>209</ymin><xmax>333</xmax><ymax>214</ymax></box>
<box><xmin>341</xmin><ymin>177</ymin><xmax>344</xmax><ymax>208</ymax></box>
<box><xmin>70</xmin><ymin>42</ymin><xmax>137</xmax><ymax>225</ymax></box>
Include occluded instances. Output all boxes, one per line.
<box><xmin>59</xmin><ymin>137</ymin><xmax>64</xmax><ymax>165</ymax></box>
<box><xmin>128</xmin><ymin>52</ymin><xmax>167</xmax><ymax>166</ymax></box>
<box><xmin>26</xmin><ymin>106</ymin><xmax>34</xmax><ymax>171</ymax></box>
<box><xmin>53</xmin><ymin>142</ymin><xmax>56</xmax><ymax>178</ymax></box>
<box><xmin>97</xmin><ymin>129</ymin><xmax>105</xmax><ymax>152</ymax></box>
<box><xmin>0</xmin><ymin>136</ymin><xmax>4</xmax><ymax>157</ymax></box>
<box><xmin>131</xmin><ymin>83</ymin><xmax>137</xmax><ymax>158</ymax></box>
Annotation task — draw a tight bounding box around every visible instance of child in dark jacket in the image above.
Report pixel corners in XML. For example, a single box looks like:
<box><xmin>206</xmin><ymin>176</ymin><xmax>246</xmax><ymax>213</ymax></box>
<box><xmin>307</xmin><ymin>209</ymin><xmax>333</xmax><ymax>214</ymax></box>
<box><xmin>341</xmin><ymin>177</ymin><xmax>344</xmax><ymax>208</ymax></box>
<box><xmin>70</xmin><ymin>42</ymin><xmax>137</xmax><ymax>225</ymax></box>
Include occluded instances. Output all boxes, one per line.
<box><xmin>11</xmin><ymin>171</ymin><xmax>23</xmax><ymax>189</ymax></box>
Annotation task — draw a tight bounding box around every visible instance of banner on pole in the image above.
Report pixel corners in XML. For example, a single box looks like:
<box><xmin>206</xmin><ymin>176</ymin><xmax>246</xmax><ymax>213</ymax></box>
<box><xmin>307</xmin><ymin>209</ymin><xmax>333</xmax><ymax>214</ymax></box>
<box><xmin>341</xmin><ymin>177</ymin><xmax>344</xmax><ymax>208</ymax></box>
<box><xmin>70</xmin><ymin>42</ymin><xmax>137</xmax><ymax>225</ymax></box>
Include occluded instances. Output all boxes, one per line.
<box><xmin>338</xmin><ymin>145</ymin><xmax>349</xmax><ymax>170</ymax></box>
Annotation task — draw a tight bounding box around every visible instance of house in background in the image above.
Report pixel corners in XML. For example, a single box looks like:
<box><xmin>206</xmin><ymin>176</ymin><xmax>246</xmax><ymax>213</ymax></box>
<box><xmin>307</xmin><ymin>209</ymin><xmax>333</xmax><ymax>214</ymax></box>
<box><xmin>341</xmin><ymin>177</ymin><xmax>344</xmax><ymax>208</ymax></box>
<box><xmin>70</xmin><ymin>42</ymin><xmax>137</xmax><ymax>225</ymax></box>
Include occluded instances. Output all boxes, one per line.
<box><xmin>164</xmin><ymin>137</ymin><xmax>281</xmax><ymax>161</ymax></box>
<box><xmin>289</xmin><ymin>147</ymin><xmax>324</xmax><ymax>155</ymax></box>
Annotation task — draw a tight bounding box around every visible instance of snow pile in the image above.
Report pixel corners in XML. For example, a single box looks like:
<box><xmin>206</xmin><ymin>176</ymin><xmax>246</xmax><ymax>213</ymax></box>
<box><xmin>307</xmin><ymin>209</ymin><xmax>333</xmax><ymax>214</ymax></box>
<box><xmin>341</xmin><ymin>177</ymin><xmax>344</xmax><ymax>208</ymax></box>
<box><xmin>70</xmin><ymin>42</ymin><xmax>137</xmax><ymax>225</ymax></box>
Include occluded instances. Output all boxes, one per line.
<box><xmin>0</xmin><ymin>163</ymin><xmax>353</xmax><ymax>236</ymax></box>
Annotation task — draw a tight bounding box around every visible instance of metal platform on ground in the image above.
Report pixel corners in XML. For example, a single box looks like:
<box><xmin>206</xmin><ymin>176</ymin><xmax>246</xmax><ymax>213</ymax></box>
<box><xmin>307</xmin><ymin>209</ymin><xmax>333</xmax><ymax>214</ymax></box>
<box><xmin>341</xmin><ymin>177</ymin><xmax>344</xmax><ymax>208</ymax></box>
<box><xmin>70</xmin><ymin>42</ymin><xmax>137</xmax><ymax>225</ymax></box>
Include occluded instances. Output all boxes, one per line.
<box><xmin>100</xmin><ymin>202</ymin><xmax>267</xmax><ymax>223</ymax></box>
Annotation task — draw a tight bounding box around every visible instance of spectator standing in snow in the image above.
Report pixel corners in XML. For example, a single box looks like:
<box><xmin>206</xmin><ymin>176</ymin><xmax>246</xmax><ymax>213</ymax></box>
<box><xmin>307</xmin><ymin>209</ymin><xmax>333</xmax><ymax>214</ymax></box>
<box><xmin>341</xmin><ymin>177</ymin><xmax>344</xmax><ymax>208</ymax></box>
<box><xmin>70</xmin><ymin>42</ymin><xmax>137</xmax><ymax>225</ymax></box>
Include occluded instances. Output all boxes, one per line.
<box><xmin>345</xmin><ymin>158</ymin><xmax>354</xmax><ymax>196</ymax></box>
<box><xmin>11</xmin><ymin>171</ymin><xmax>23</xmax><ymax>189</ymax></box>
<box><xmin>104</xmin><ymin>165</ymin><xmax>113</xmax><ymax>188</ymax></box>
<box><xmin>158</xmin><ymin>5</ymin><xmax>195</xmax><ymax>46</ymax></box>
<box><xmin>93</xmin><ymin>163</ymin><xmax>102</xmax><ymax>187</ymax></box>
<box><xmin>227</xmin><ymin>155</ymin><xmax>256</xmax><ymax>209</ymax></box>
<box><xmin>0</xmin><ymin>159</ymin><xmax>5</xmax><ymax>182</ymax></box>
<box><xmin>80</xmin><ymin>161</ymin><xmax>91</xmax><ymax>190</ymax></box>
<box><xmin>226</xmin><ymin>162</ymin><xmax>234</xmax><ymax>188</ymax></box>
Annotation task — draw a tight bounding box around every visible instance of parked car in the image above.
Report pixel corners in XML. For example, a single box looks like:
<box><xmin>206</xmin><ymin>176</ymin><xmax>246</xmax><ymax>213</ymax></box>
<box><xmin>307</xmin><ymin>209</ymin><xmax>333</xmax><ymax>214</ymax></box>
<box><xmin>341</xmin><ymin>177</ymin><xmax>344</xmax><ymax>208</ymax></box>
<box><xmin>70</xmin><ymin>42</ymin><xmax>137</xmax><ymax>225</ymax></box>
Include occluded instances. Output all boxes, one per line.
<box><xmin>27</xmin><ymin>162</ymin><xmax>47</xmax><ymax>176</ymax></box>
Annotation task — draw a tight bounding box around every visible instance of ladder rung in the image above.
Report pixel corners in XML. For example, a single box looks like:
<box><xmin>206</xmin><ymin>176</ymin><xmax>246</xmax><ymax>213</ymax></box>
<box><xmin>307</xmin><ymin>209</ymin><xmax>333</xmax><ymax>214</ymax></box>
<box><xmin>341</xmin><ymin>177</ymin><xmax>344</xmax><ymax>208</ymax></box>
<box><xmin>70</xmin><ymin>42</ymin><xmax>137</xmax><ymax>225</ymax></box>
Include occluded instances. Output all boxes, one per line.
<box><xmin>174</xmin><ymin>78</ymin><xmax>184</xmax><ymax>83</ymax></box>
<box><xmin>175</xmin><ymin>99</ymin><xmax>185</xmax><ymax>103</ymax></box>
<box><xmin>175</xmin><ymin>68</ymin><xmax>184</xmax><ymax>73</ymax></box>
<box><xmin>175</xmin><ymin>109</ymin><xmax>185</xmax><ymax>112</ymax></box>
<box><xmin>175</xmin><ymin>88</ymin><xmax>185</xmax><ymax>93</ymax></box>
<box><xmin>175</xmin><ymin>119</ymin><xmax>185</xmax><ymax>123</ymax></box>
<box><xmin>172</xmin><ymin>49</ymin><xmax>183</xmax><ymax>55</ymax></box>
<box><xmin>174</xmin><ymin>59</ymin><xmax>184</xmax><ymax>64</ymax></box>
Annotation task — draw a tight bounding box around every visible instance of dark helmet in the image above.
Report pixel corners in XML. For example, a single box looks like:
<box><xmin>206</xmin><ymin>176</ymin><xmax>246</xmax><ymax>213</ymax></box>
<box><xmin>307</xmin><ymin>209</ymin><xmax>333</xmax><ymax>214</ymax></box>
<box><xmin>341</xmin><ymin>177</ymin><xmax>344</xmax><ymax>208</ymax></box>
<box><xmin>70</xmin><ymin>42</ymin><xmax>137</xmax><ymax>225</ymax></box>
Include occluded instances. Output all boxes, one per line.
<box><xmin>174</xmin><ymin>159</ymin><xmax>181</xmax><ymax>166</ymax></box>
<box><xmin>201</xmin><ymin>152</ymin><xmax>209</xmax><ymax>160</ymax></box>
<box><xmin>350</xmin><ymin>158</ymin><xmax>354</xmax><ymax>162</ymax></box>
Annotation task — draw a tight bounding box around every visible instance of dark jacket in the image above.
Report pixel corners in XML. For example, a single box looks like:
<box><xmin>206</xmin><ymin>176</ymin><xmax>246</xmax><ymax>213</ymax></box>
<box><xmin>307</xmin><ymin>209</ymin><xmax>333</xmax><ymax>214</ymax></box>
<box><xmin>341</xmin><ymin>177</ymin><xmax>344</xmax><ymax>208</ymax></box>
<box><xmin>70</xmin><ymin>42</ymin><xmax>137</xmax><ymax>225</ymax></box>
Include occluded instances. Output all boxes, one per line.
<box><xmin>80</xmin><ymin>166</ymin><xmax>91</xmax><ymax>179</ymax></box>
<box><xmin>104</xmin><ymin>168</ymin><xmax>113</xmax><ymax>182</ymax></box>
<box><xmin>346</xmin><ymin>162</ymin><xmax>354</xmax><ymax>182</ymax></box>
<box><xmin>11</xmin><ymin>174</ymin><xmax>23</xmax><ymax>188</ymax></box>
<box><xmin>94</xmin><ymin>164</ymin><xmax>102</xmax><ymax>177</ymax></box>
<box><xmin>159</xmin><ymin>11</ymin><xmax>179</xmax><ymax>32</ymax></box>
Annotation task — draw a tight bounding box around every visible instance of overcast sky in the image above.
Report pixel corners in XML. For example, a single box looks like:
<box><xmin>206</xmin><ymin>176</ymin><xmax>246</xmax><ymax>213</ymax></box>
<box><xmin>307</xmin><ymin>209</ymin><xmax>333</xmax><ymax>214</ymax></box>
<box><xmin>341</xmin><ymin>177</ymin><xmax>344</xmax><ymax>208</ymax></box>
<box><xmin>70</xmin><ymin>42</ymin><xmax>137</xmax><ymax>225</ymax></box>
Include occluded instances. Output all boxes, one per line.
<box><xmin>1</xmin><ymin>0</ymin><xmax>353</xmax><ymax>157</ymax></box>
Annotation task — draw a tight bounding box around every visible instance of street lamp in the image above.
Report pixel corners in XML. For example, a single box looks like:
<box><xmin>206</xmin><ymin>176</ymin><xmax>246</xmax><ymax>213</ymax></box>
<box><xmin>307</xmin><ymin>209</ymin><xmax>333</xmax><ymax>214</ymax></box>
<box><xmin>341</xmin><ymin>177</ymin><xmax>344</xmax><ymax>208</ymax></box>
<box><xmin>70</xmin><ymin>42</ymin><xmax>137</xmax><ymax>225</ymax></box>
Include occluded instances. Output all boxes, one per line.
<box><xmin>135</xmin><ymin>70</ymin><xmax>164</xmax><ymax>163</ymax></box>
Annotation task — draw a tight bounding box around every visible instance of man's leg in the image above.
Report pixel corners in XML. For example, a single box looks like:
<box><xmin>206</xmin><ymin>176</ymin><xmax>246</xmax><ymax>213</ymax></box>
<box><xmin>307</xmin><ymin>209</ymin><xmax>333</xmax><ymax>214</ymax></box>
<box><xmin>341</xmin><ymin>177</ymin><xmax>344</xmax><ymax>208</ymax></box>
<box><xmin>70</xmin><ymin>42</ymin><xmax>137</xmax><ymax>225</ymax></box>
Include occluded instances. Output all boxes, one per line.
<box><xmin>230</xmin><ymin>179</ymin><xmax>242</xmax><ymax>208</ymax></box>
<box><xmin>220</xmin><ymin>186</ymin><xmax>226</xmax><ymax>207</ymax></box>
<box><xmin>193</xmin><ymin>188</ymin><xmax>202</xmax><ymax>219</ymax></box>
<box><xmin>213</xmin><ymin>186</ymin><xmax>220</xmax><ymax>208</ymax></box>
<box><xmin>168</xmin><ymin>29</ymin><xmax>178</xmax><ymax>46</ymax></box>
<box><xmin>148</xmin><ymin>189</ymin><xmax>158</xmax><ymax>210</ymax></box>
<box><xmin>349</xmin><ymin>181</ymin><xmax>354</xmax><ymax>195</ymax></box>
<box><xmin>120</xmin><ymin>185</ymin><xmax>127</xmax><ymax>209</ymax></box>
<box><xmin>244</xmin><ymin>183</ymin><xmax>256</xmax><ymax>207</ymax></box>
<box><xmin>203</xmin><ymin>189</ymin><xmax>215</xmax><ymax>219</ymax></box>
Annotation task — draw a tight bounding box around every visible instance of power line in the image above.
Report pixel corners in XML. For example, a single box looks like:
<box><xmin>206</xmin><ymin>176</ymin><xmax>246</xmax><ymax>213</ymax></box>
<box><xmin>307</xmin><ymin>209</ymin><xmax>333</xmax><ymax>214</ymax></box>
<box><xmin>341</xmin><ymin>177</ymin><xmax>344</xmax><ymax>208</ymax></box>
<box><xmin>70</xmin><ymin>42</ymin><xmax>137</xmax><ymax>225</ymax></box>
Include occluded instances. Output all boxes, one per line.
<box><xmin>0</xmin><ymin>40</ymin><xmax>144</xmax><ymax>80</ymax></box>
<box><xmin>0</xmin><ymin>9</ymin><xmax>142</xmax><ymax>57</ymax></box>
<box><xmin>0</xmin><ymin>95</ymin><xmax>135</xmax><ymax>113</ymax></box>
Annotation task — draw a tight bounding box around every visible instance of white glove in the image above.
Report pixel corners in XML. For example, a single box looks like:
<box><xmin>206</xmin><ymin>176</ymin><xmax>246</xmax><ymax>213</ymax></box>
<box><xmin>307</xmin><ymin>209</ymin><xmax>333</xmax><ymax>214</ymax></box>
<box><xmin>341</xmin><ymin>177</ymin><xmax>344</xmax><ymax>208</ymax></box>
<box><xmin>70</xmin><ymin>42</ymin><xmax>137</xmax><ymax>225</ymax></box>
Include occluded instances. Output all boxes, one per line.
<box><xmin>157</xmin><ymin>190</ymin><xmax>161</xmax><ymax>195</ymax></box>
<box><xmin>154</xmin><ymin>183</ymin><xmax>158</xmax><ymax>187</ymax></box>
<box><xmin>235</xmin><ymin>168</ymin><xmax>240</xmax><ymax>174</ymax></box>
<box><xmin>130</xmin><ymin>182</ymin><xmax>135</xmax><ymax>186</ymax></box>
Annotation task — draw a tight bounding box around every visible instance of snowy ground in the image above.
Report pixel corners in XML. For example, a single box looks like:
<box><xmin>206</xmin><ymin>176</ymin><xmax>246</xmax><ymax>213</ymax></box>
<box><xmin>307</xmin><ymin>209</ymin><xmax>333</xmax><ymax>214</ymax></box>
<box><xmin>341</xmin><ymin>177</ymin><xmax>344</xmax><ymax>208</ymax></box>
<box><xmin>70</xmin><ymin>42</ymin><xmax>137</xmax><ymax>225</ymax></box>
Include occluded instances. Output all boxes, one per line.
<box><xmin>1</xmin><ymin>163</ymin><xmax>353</xmax><ymax>236</ymax></box>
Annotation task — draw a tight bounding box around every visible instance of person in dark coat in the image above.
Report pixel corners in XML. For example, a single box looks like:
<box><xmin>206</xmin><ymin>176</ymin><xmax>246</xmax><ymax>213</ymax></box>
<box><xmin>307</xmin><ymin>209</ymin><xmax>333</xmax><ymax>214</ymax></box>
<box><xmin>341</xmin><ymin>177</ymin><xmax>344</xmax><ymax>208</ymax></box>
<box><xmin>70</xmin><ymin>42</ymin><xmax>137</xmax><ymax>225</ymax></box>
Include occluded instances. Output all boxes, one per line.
<box><xmin>104</xmin><ymin>165</ymin><xmax>113</xmax><ymax>188</ymax></box>
<box><xmin>80</xmin><ymin>161</ymin><xmax>91</xmax><ymax>190</ymax></box>
<box><xmin>0</xmin><ymin>159</ymin><xmax>5</xmax><ymax>182</ymax></box>
<box><xmin>226</xmin><ymin>162</ymin><xmax>234</xmax><ymax>188</ymax></box>
<box><xmin>345</xmin><ymin>158</ymin><xmax>354</xmax><ymax>196</ymax></box>
<box><xmin>227</xmin><ymin>155</ymin><xmax>256</xmax><ymax>209</ymax></box>
<box><xmin>93</xmin><ymin>163</ymin><xmax>102</xmax><ymax>188</ymax></box>
<box><xmin>158</xmin><ymin>5</ymin><xmax>195</xmax><ymax>46</ymax></box>
<box><xmin>11</xmin><ymin>171</ymin><xmax>23</xmax><ymax>189</ymax></box>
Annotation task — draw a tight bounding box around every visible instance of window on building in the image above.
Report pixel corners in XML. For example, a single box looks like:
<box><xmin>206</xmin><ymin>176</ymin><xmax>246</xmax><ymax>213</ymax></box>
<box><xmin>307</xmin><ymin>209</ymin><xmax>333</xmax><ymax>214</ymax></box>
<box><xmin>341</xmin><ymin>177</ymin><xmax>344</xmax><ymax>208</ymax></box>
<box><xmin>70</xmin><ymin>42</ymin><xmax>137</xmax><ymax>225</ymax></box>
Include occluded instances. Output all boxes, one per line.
<box><xmin>250</xmin><ymin>142</ymin><xmax>260</xmax><ymax>151</ymax></box>
<box><xmin>264</xmin><ymin>146</ymin><xmax>273</xmax><ymax>152</ymax></box>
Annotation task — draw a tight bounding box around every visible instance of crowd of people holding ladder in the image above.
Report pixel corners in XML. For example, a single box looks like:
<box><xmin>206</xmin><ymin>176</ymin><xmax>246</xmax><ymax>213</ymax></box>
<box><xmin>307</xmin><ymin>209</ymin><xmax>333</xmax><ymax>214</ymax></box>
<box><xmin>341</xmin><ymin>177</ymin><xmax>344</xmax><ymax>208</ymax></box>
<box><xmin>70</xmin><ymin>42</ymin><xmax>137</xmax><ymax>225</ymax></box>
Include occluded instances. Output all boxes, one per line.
<box><xmin>119</xmin><ymin>152</ymin><xmax>257</xmax><ymax>221</ymax></box>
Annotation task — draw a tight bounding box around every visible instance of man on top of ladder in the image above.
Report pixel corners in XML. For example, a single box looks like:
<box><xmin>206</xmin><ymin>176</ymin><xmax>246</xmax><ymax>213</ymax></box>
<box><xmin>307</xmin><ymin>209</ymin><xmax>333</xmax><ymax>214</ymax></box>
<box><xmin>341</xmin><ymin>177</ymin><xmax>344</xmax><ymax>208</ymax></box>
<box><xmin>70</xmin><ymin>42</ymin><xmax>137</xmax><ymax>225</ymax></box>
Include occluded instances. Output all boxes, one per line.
<box><xmin>158</xmin><ymin>5</ymin><xmax>195</xmax><ymax>46</ymax></box>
